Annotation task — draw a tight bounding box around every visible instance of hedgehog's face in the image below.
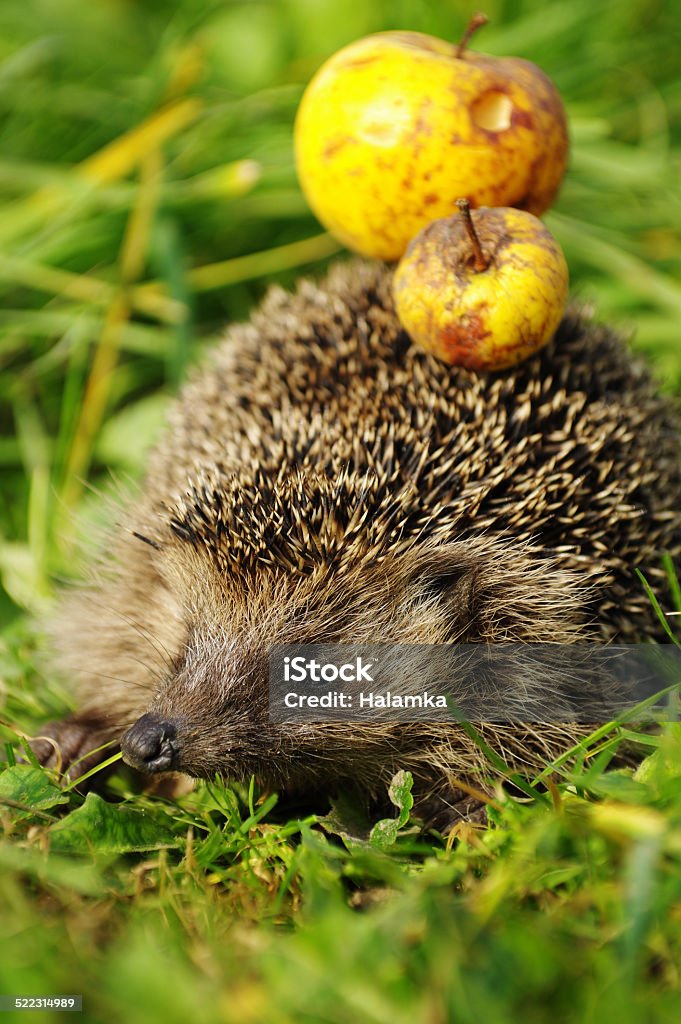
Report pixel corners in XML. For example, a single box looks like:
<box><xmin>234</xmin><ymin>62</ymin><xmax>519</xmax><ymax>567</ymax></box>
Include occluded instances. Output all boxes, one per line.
<box><xmin>119</xmin><ymin>542</ymin><xmax>462</xmax><ymax>784</ymax></box>
<box><xmin>120</xmin><ymin>533</ymin><xmax>583</xmax><ymax>785</ymax></box>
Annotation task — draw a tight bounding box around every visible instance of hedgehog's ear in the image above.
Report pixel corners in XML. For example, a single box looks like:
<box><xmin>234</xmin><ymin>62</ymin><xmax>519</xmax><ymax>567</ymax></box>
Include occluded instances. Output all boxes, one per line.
<box><xmin>407</xmin><ymin>540</ymin><xmax>588</xmax><ymax>643</ymax></box>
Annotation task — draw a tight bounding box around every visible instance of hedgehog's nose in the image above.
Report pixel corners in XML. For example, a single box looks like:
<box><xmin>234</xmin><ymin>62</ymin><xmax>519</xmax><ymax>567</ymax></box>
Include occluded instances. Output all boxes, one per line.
<box><xmin>121</xmin><ymin>714</ymin><xmax>179</xmax><ymax>773</ymax></box>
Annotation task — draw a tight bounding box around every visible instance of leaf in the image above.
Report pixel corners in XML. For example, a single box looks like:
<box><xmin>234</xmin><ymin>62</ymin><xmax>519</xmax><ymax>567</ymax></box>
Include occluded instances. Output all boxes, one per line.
<box><xmin>578</xmin><ymin>769</ymin><xmax>650</xmax><ymax>803</ymax></box>
<box><xmin>369</xmin><ymin>770</ymin><xmax>414</xmax><ymax>851</ymax></box>
<box><xmin>318</xmin><ymin>790</ymin><xmax>373</xmax><ymax>849</ymax></box>
<box><xmin>387</xmin><ymin>770</ymin><xmax>415</xmax><ymax>818</ymax></box>
<box><xmin>48</xmin><ymin>793</ymin><xmax>184</xmax><ymax>854</ymax></box>
<box><xmin>634</xmin><ymin>725</ymin><xmax>681</xmax><ymax>796</ymax></box>
<box><xmin>0</xmin><ymin>764</ymin><xmax>70</xmax><ymax>813</ymax></box>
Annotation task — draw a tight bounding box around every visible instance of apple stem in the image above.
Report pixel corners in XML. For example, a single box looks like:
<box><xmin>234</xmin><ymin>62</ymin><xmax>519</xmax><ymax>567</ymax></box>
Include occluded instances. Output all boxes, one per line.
<box><xmin>456</xmin><ymin>199</ymin><xmax>488</xmax><ymax>272</ymax></box>
<box><xmin>455</xmin><ymin>12</ymin><xmax>489</xmax><ymax>58</ymax></box>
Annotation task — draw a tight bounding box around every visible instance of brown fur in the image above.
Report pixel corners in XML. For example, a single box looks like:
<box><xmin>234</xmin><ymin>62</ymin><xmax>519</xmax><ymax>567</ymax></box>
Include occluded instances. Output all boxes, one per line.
<box><xmin>36</xmin><ymin>260</ymin><xmax>681</xmax><ymax>823</ymax></box>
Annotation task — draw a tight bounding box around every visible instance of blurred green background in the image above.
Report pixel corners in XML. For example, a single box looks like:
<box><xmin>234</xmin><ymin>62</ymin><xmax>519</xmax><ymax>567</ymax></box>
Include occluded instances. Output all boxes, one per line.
<box><xmin>1</xmin><ymin>4</ymin><xmax>681</xmax><ymax>1022</ymax></box>
<box><xmin>0</xmin><ymin>0</ymin><xmax>680</xmax><ymax>630</ymax></box>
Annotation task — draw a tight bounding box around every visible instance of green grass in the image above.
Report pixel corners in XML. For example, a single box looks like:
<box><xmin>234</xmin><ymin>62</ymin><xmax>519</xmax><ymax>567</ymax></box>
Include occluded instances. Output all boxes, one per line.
<box><xmin>2</xmin><ymin>0</ymin><xmax>681</xmax><ymax>1020</ymax></box>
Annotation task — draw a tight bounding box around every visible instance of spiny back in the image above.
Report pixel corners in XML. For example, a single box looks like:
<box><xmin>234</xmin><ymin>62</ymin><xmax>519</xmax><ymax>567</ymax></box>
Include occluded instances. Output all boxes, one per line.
<box><xmin>143</xmin><ymin>260</ymin><xmax>681</xmax><ymax>639</ymax></box>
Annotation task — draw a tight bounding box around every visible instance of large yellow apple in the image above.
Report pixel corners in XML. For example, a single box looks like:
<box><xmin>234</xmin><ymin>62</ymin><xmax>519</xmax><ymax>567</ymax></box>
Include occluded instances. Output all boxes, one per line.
<box><xmin>294</xmin><ymin>21</ymin><xmax>568</xmax><ymax>261</ymax></box>
<box><xmin>393</xmin><ymin>200</ymin><xmax>568</xmax><ymax>370</ymax></box>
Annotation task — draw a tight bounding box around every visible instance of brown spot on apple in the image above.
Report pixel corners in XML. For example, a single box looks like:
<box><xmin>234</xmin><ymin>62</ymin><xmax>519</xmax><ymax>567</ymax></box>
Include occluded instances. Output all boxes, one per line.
<box><xmin>511</xmin><ymin>107</ymin><xmax>534</xmax><ymax>130</ymax></box>
<box><xmin>323</xmin><ymin>137</ymin><xmax>350</xmax><ymax>160</ymax></box>
<box><xmin>440</xmin><ymin>312</ymin><xmax>492</xmax><ymax>368</ymax></box>
<box><xmin>346</xmin><ymin>55</ymin><xmax>379</xmax><ymax>68</ymax></box>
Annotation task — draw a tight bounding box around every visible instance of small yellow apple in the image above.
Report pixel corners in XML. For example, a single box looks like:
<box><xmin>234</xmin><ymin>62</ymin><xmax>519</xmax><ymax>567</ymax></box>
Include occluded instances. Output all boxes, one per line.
<box><xmin>294</xmin><ymin>16</ymin><xmax>569</xmax><ymax>261</ymax></box>
<box><xmin>393</xmin><ymin>199</ymin><xmax>568</xmax><ymax>370</ymax></box>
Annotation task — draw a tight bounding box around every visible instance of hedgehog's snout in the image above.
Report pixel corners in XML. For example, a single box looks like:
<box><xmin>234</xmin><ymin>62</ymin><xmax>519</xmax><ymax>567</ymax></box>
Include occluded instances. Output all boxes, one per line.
<box><xmin>121</xmin><ymin>713</ymin><xmax>180</xmax><ymax>774</ymax></box>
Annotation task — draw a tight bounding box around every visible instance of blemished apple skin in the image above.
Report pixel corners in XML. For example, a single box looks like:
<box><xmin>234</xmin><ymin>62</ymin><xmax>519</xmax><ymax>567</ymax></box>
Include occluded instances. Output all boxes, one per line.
<box><xmin>294</xmin><ymin>31</ymin><xmax>569</xmax><ymax>261</ymax></box>
<box><xmin>393</xmin><ymin>207</ymin><xmax>569</xmax><ymax>371</ymax></box>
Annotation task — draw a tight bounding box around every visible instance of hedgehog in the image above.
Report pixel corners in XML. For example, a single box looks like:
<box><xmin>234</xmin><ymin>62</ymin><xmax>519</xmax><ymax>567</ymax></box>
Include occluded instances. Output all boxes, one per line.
<box><xmin>34</xmin><ymin>260</ymin><xmax>681</xmax><ymax>824</ymax></box>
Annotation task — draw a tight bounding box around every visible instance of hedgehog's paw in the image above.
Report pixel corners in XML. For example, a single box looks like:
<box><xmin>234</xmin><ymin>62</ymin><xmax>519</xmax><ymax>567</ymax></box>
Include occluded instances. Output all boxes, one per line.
<box><xmin>28</xmin><ymin>715</ymin><xmax>120</xmax><ymax>788</ymax></box>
